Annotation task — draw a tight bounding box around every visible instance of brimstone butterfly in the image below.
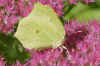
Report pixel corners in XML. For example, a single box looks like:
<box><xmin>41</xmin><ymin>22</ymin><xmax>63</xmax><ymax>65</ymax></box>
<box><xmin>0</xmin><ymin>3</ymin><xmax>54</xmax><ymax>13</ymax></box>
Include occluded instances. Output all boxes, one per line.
<box><xmin>15</xmin><ymin>3</ymin><xmax>65</xmax><ymax>49</ymax></box>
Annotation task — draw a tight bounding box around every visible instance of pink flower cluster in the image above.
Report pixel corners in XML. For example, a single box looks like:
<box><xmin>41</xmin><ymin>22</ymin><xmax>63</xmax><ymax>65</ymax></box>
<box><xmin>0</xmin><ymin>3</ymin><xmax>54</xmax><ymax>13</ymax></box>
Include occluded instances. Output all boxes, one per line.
<box><xmin>64</xmin><ymin>20</ymin><xmax>100</xmax><ymax>66</ymax></box>
<box><xmin>0</xmin><ymin>0</ymin><xmax>33</xmax><ymax>34</ymax></box>
<box><xmin>0</xmin><ymin>20</ymin><xmax>100</xmax><ymax>66</ymax></box>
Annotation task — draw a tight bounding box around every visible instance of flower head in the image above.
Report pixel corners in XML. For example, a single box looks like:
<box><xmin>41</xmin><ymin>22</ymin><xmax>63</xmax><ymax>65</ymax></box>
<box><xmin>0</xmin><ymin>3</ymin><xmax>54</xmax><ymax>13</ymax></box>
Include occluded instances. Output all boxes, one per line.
<box><xmin>64</xmin><ymin>20</ymin><xmax>100</xmax><ymax>65</ymax></box>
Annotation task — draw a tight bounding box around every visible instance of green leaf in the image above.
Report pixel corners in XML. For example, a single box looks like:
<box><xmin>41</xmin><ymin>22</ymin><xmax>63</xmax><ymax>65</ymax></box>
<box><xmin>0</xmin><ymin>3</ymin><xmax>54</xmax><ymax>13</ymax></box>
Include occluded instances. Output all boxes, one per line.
<box><xmin>96</xmin><ymin>0</ymin><xmax>100</xmax><ymax>7</ymax></box>
<box><xmin>15</xmin><ymin>3</ymin><xmax>65</xmax><ymax>49</ymax></box>
<box><xmin>0</xmin><ymin>32</ymin><xmax>30</xmax><ymax>65</ymax></box>
<box><xmin>64</xmin><ymin>2</ymin><xmax>100</xmax><ymax>23</ymax></box>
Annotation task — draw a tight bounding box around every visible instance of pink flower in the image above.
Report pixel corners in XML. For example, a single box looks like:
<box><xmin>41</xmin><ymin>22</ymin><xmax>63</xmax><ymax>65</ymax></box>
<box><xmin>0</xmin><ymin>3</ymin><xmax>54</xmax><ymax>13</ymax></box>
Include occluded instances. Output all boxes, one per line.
<box><xmin>0</xmin><ymin>57</ymin><xmax>5</xmax><ymax>66</ymax></box>
<box><xmin>0</xmin><ymin>0</ymin><xmax>7</xmax><ymax>6</ymax></box>
<box><xmin>17</xmin><ymin>0</ymin><xmax>33</xmax><ymax>17</ymax></box>
<box><xmin>69</xmin><ymin>0</ymin><xmax>78</xmax><ymax>5</ymax></box>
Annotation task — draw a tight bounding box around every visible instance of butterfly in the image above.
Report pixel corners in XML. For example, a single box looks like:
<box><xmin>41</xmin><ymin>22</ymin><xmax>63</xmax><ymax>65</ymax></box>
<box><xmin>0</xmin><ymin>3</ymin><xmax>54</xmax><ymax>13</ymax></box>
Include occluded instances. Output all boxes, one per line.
<box><xmin>15</xmin><ymin>3</ymin><xmax>65</xmax><ymax>49</ymax></box>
